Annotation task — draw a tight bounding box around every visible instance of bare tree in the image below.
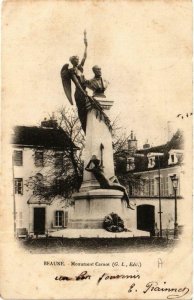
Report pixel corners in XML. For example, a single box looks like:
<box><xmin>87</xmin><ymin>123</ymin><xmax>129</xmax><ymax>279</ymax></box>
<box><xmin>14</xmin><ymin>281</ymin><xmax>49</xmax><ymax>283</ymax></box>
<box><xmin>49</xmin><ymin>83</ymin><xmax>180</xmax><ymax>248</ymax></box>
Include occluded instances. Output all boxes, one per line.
<box><xmin>112</xmin><ymin>116</ymin><xmax>143</xmax><ymax>194</ymax></box>
<box><xmin>25</xmin><ymin>107</ymin><xmax>85</xmax><ymax>206</ymax></box>
<box><xmin>56</xmin><ymin>106</ymin><xmax>85</xmax><ymax>179</ymax></box>
<box><xmin>112</xmin><ymin>115</ymin><xmax>129</xmax><ymax>154</ymax></box>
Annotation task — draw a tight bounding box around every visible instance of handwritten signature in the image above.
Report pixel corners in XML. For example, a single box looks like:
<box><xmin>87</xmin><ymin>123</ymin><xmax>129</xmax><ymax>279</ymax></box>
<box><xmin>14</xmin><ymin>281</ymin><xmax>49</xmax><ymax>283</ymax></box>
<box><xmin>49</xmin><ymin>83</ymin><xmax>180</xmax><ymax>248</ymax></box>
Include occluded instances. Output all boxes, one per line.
<box><xmin>55</xmin><ymin>271</ymin><xmax>190</xmax><ymax>299</ymax></box>
<box><xmin>143</xmin><ymin>281</ymin><xmax>190</xmax><ymax>299</ymax></box>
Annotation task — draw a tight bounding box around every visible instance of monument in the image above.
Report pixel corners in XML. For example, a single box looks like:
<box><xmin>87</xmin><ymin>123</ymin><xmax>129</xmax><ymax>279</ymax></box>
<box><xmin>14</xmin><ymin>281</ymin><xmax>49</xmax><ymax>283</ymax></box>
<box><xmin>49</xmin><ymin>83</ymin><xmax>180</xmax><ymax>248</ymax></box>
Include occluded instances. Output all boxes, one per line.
<box><xmin>60</xmin><ymin>32</ymin><xmax>148</xmax><ymax>236</ymax></box>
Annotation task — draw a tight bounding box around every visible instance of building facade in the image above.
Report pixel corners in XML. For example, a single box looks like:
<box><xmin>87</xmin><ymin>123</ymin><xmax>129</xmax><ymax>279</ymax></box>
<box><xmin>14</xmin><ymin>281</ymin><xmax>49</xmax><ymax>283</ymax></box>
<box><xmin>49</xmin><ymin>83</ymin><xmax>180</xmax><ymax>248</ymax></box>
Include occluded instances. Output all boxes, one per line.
<box><xmin>12</xmin><ymin>118</ymin><xmax>77</xmax><ymax>237</ymax></box>
<box><xmin>127</xmin><ymin>129</ymin><xmax>184</xmax><ymax>236</ymax></box>
<box><xmin>114</xmin><ymin>129</ymin><xmax>184</xmax><ymax>236</ymax></box>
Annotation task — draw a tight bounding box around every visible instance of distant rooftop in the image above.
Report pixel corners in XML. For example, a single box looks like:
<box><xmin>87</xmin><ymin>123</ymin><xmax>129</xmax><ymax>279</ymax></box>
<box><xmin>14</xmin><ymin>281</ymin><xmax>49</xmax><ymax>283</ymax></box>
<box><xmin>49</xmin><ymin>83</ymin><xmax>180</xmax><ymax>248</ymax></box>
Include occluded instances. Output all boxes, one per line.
<box><xmin>11</xmin><ymin>125</ymin><xmax>78</xmax><ymax>150</ymax></box>
<box><xmin>137</xmin><ymin>129</ymin><xmax>183</xmax><ymax>154</ymax></box>
<box><xmin>133</xmin><ymin>129</ymin><xmax>184</xmax><ymax>172</ymax></box>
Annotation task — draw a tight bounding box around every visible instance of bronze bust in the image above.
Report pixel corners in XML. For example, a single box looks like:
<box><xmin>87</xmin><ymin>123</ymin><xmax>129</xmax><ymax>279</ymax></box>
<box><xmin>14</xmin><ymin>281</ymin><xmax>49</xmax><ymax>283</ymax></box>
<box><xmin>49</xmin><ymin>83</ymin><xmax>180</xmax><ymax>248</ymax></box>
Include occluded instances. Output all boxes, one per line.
<box><xmin>86</xmin><ymin>65</ymin><xmax>109</xmax><ymax>98</ymax></box>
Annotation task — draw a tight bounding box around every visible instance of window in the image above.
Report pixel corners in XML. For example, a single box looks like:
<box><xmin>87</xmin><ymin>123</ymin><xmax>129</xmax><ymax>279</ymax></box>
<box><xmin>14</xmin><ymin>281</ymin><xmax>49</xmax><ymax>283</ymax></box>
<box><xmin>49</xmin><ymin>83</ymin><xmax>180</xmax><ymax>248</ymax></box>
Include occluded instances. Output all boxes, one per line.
<box><xmin>155</xmin><ymin>177</ymin><xmax>159</xmax><ymax>196</ymax></box>
<box><xmin>171</xmin><ymin>155</ymin><xmax>174</xmax><ymax>163</ymax></box>
<box><xmin>155</xmin><ymin>177</ymin><xmax>165</xmax><ymax>196</ymax></box>
<box><xmin>33</xmin><ymin>173</ymin><xmax>44</xmax><ymax>195</ymax></box>
<box><xmin>13</xmin><ymin>150</ymin><xmax>23</xmax><ymax>166</ymax></box>
<box><xmin>160</xmin><ymin>178</ymin><xmax>165</xmax><ymax>196</ymax></box>
<box><xmin>34</xmin><ymin>151</ymin><xmax>44</xmax><ymax>167</ymax></box>
<box><xmin>164</xmin><ymin>177</ymin><xmax>169</xmax><ymax>196</ymax></box>
<box><xmin>148</xmin><ymin>157</ymin><xmax>156</xmax><ymax>168</ymax></box>
<box><xmin>55</xmin><ymin>179</ymin><xmax>64</xmax><ymax>195</ymax></box>
<box><xmin>143</xmin><ymin>179</ymin><xmax>149</xmax><ymax>196</ymax></box>
<box><xmin>133</xmin><ymin>182</ymin><xmax>141</xmax><ymax>196</ymax></box>
<box><xmin>55</xmin><ymin>152</ymin><xmax>63</xmax><ymax>168</ymax></box>
<box><xmin>150</xmin><ymin>179</ymin><xmax>154</xmax><ymax>196</ymax></box>
<box><xmin>142</xmin><ymin>179</ymin><xmax>146</xmax><ymax>196</ymax></box>
<box><xmin>14</xmin><ymin>178</ymin><xmax>23</xmax><ymax>195</ymax></box>
<box><xmin>55</xmin><ymin>211</ymin><xmax>64</xmax><ymax>227</ymax></box>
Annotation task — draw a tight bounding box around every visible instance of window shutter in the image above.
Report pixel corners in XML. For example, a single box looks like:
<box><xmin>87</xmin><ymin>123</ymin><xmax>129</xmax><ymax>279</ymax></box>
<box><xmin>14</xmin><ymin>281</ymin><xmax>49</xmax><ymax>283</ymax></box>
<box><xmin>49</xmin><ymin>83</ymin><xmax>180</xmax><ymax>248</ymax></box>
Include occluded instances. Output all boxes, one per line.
<box><xmin>13</xmin><ymin>150</ymin><xmax>23</xmax><ymax>166</ymax></box>
<box><xmin>64</xmin><ymin>211</ymin><xmax>68</xmax><ymax>227</ymax></box>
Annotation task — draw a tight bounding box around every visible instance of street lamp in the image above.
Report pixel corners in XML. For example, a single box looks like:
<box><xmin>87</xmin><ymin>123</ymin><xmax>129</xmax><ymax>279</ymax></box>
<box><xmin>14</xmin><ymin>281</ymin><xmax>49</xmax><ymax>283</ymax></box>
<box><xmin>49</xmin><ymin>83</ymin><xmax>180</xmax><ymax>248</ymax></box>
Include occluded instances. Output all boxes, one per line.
<box><xmin>170</xmin><ymin>174</ymin><xmax>179</xmax><ymax>239</ymax></box>
<box><xmin>12</xmin><ymin>152</ymin><xmax>17</xmax><ymax>239</ymax></box>
<box><xmin>154</xmin><ymin>153</ymin><xmax>164</xmax><ymax>237</ymax></box>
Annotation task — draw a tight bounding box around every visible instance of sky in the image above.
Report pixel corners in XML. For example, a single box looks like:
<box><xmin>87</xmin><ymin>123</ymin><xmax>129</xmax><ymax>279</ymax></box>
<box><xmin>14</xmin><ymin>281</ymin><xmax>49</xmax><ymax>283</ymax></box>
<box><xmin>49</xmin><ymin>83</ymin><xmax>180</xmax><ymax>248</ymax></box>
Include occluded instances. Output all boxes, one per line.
<box><xmin>3</xmin><ymin>0</ymin><xmax>192</xmax><ymax>148</ymax></box>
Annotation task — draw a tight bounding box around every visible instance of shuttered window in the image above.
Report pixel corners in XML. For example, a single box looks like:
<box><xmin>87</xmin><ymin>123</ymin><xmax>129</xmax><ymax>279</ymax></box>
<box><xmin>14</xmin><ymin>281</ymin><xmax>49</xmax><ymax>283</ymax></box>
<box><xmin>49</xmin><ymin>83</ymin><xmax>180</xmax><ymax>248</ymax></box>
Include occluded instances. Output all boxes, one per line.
<box><xmin>13</xmin><ymin>150</ymin><xmax>23</xmax><ymax>166</ymax></box>
<box><xmin>150</xmin><ymin>179</ymin><xmax>154</xmax><ymax>196</ymax></box>
<box><xmin>164</xmin><ymin>177</ymin><xmax>169</xmax><ymax>196</ymax></box>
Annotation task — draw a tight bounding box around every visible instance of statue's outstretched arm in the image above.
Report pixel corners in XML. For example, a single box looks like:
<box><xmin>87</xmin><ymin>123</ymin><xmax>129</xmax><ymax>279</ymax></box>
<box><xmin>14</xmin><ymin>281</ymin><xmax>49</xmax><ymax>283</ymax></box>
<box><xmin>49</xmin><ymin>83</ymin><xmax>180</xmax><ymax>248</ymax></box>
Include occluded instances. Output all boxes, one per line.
<box><xmin>80</xmin><ymin>31</ymin><xmax>88</xmax><ymax>67</ymax></box>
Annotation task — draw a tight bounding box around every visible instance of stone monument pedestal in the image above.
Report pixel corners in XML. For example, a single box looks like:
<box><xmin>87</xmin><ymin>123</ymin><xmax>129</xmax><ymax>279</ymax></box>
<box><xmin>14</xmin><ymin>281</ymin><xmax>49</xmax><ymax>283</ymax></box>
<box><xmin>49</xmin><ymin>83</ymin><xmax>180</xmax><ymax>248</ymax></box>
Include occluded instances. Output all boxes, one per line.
<box><xmin>68</xmin><ymin>189</ymin><xmax>130</xmax><ymax>229</ymax></box>
<box><xmin>69</xmin><ymin>96</ymin><xmax>133</xmax><ymax>231</ymax></box>
<box><xmin>80</xmin><ymin>97</ymin><xmax>114</xmax><ymax>192</ymax></box>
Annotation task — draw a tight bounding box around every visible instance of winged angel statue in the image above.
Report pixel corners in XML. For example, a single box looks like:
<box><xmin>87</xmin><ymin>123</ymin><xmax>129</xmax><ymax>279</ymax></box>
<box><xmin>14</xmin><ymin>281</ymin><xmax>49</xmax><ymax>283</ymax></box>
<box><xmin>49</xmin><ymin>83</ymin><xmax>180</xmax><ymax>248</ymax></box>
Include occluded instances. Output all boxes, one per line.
<box><xmin>61</xmin><ymin>32</ymin><xmax>111</xmax><ymax>133</ymax></box>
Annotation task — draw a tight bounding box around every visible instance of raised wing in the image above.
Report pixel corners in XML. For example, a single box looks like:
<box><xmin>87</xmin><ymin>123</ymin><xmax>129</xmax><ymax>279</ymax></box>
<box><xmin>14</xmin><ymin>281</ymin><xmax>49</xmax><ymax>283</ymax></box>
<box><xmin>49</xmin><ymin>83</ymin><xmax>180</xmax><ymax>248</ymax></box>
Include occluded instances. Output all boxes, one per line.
<box><xmin>61</xmin><ymin>64</ymin><xmax>73</xmax><ymax>105</ymax></box>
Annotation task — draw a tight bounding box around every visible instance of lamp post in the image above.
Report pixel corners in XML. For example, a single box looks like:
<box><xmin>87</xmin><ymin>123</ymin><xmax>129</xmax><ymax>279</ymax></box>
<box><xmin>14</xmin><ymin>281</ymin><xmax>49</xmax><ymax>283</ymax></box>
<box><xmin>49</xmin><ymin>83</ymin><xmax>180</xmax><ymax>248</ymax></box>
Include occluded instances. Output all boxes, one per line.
<box><xmin>154</xmin><ymin>153</ymin><xmax>164</xmax><ymax>237</ymax></box>
<box><xmin>12</xmin><ymin>152</ymin><xmax>17</xmax><ymax>238</ymax></box>
<box><xmin>170</xmin><ymin>174</ymin><xmax>179</xmax><ymax>239</ymax></box>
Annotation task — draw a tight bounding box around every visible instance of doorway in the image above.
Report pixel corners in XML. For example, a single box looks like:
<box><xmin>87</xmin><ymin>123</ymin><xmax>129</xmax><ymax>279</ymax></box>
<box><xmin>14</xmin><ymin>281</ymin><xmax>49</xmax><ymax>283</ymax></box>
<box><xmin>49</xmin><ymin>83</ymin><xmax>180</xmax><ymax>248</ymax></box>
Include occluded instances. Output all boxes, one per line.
<box><xmin>34</xmin><ymin>207</ymin><xmax>45</xmax><ymax>235</ymax></box>
<box><xmin>137</xmin><ymin>204</ymin><xmax>155</xmax><ymax>236</ymax></box>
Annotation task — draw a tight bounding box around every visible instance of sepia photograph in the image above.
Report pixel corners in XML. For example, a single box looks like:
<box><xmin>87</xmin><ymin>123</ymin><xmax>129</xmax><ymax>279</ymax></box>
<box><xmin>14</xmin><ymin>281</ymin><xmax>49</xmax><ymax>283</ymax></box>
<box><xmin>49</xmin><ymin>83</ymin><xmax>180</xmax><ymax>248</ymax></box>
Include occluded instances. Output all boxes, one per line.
<box><xmin>1</xmin><ymin>0</ymin><xmax>192</xmax><ymax>299</ymax></box>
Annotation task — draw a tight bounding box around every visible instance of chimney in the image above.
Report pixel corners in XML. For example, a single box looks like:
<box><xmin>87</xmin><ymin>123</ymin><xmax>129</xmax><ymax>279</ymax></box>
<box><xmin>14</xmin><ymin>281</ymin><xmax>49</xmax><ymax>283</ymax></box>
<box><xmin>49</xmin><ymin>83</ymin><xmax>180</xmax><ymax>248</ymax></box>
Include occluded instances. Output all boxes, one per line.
<box><xmin>41</xmin><ymin>115</ymin><xmax>58</xmax><ymax>129</ymax></box>
<box><xmin>143</xmin><ymin>139</ymin><xmax>150</xmax><ymax>149</ymax></box>
<box><xmin>128</xmin><ymin>130</ymin><xmax>138</xmax><ymax>154</ymax></box>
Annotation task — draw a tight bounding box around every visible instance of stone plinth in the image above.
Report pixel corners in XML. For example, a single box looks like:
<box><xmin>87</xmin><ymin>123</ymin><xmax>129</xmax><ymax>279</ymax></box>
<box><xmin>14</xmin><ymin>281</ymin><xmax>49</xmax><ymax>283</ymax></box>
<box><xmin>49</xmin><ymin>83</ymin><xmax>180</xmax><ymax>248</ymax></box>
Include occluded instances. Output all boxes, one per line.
<box><xmin>69</xmin><ymin>189</ymin><xmax>131</xmax><ymax>229</ymax></box>
<box><xmin>50</xmin><ymin>228</ymin><xmax>150</xmax><ymax>238</ymax></box>
<box><xmin>80</xmin><ymin>98</ymin><xmax>114</xmax><ymax>192</ymax></box>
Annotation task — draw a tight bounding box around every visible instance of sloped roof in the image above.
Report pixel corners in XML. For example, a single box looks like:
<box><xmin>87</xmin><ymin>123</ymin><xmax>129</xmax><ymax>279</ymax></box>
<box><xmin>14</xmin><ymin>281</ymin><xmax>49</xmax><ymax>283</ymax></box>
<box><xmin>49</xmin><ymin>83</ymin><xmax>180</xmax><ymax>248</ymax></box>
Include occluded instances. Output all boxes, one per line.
<box><xmin>11</xmin><ymin>125</ymin><xmax>78</xmax><ymax>150</ymax></box>
<box><xmin>133</xmin><ymin>129</ymin><xmax>184</xmax><ymax>172</ymax></box>
<box><xmin>137</xmin><ymin>129</ymin><xmax>184</xmax><ymax>155</ymax></box>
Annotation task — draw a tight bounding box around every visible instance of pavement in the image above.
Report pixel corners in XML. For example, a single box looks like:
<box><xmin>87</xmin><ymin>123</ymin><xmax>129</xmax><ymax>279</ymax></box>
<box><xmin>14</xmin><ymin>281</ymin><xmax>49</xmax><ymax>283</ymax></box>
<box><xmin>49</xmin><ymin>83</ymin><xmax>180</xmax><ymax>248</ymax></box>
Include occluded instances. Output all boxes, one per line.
<box><xmin>49</xmin><ymin>228</ymin><xmax>150</xmax><ymax>238</ymax></box>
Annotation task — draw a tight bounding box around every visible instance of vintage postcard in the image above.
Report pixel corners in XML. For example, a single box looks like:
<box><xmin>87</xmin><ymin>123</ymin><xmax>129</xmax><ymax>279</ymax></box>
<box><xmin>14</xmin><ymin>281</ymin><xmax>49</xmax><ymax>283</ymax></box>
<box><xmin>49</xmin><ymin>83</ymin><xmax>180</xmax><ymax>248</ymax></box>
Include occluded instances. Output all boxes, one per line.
<box><xmin>1</xmin><ymin>0</ymin><xmax>193</xmax><ymax>299</ymax></box>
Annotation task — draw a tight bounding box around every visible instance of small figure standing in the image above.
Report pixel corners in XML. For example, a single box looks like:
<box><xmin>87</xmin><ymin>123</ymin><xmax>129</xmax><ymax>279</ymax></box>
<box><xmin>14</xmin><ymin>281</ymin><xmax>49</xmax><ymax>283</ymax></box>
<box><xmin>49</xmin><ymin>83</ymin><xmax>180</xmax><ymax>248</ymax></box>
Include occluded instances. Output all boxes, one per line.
<box><xmin>85</xmin><ymin>155</ymin><xmax>134</xmax><ymax>210</ymax></box>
